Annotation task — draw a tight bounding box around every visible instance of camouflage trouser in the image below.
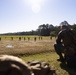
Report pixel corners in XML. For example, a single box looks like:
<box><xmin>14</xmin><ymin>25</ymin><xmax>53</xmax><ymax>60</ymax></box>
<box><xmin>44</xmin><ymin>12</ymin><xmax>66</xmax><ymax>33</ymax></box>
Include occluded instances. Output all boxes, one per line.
<box><xmin>54</xmin><ymin>43</ymin><xmax>65</xmax><ymax>55</ymax></box>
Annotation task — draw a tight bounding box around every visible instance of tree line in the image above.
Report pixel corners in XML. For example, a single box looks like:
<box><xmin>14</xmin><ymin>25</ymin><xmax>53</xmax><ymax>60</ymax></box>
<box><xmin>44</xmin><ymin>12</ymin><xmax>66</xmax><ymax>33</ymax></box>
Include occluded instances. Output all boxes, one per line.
<box><xmin>1</xmin><ymin>21</ymin><xmax>76</xmax><ymax>36</ymax></box>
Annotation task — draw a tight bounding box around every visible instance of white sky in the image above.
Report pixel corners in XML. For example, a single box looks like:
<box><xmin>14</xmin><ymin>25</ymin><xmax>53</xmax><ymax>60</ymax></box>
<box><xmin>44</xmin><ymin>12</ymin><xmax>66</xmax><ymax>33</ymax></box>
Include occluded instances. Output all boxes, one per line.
<box><xmin>0</xmin><ymin>0</ymin><xmax>76</xmax><ymax>33</ymax></box>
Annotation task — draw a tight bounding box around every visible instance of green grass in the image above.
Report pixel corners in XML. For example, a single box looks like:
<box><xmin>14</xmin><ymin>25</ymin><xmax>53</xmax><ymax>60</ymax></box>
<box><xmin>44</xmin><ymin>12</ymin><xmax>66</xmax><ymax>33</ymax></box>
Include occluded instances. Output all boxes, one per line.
<box><xmin>20</xmin><ymin>52</ymin><xmax>76</xmax><ymax>75</ymax></box>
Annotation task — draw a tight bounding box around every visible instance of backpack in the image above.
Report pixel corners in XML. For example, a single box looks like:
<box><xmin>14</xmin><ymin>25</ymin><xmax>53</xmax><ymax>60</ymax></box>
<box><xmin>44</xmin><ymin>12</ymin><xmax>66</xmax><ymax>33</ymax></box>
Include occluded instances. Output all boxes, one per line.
<box><xmin>64</xmin><ymin>29</ymin><xmax>76</xmax><ymax>55</ymax></box>
<box><xmin>68</xmin><ymin>29</ymin><xmax>76</xmax><ymax>45</ymax></box>
<box><xmin>65</xmin><ymin>29</ymin><xmax>76</xmax><ymax>68</ymax></box>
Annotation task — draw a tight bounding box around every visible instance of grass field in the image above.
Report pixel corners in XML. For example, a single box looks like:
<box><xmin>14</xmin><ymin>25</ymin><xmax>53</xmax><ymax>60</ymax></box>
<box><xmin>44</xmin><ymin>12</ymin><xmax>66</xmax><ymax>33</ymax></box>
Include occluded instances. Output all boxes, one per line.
<box><xmin>0</xmin><ymin>36</ymin><xmax>76</xmax><ymax>75</ymax></box>
<box><xmin>0</xmin><ymin>36</ymin><xmax>55</xmax><ymax>55</ymax></box>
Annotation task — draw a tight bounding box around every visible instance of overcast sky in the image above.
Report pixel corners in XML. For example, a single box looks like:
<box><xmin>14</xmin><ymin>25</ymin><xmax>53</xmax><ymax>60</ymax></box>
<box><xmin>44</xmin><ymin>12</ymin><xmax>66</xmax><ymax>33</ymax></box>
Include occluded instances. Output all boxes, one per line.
<box><xmin>0</xmin><ymin>0</ymin><xmax>76</xmax><ymax>33</ymax></box>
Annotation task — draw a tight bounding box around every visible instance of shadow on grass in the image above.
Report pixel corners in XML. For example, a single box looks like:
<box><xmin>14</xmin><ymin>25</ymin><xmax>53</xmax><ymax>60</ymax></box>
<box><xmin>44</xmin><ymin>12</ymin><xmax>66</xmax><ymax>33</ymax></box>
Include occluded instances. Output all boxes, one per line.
<box><xmin>60</xmin><ymin>62</ymin><xmax>76</xmax><ymax>75</ymax></box>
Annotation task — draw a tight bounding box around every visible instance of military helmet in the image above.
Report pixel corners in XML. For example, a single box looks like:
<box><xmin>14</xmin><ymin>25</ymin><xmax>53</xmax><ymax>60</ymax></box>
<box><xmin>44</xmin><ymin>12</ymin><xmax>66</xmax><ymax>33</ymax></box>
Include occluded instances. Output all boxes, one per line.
<box><xmin>60</xmin><ymin>21</ymin><xmax>69</xmax><ymax>29</ymax></box>
<box><xmin>60</xmin><ymin>21</ymin><xmax>69</xmax><ymax>26</ymax></box>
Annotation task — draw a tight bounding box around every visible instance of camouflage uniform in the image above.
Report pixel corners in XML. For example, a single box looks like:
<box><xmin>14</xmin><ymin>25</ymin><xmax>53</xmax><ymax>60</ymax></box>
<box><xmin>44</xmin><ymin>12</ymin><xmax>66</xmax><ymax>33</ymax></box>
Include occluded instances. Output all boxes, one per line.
<box><xmin>54</xmin><ymin>28</ymin><xmax>76</xmax><ymax>61</ymax></box>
